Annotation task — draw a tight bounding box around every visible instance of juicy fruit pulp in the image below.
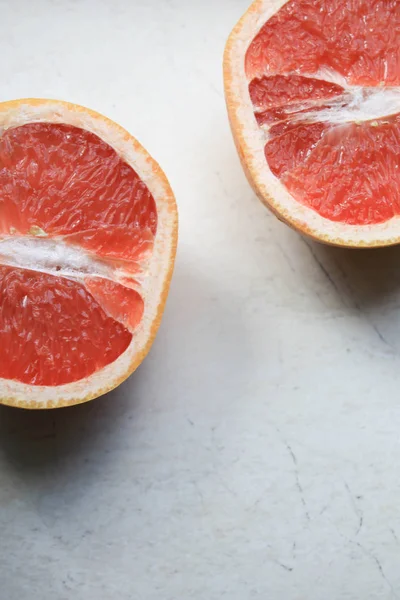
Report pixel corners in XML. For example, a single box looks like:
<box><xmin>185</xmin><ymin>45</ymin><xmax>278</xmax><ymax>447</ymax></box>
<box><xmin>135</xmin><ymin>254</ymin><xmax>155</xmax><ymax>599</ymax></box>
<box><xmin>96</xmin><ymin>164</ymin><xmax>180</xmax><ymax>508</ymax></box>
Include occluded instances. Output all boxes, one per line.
<box><xmin>245</xmin><ymin>0</ymin><xmax>400</xmax><ymax>226</ymax></box>
<box><xmin>0</xmin><ymin>122</ymin><xmax>157</xmax><ymax>386</ymax></box>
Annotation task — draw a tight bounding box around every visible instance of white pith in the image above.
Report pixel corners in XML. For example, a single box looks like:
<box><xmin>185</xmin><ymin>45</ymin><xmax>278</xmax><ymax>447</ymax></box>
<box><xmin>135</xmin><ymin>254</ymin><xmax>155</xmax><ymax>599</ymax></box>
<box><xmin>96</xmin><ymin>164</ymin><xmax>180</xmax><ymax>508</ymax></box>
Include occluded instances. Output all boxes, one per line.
<box><xmin>0</xmin><ymin>236</ymin><xmax>145</xmax><ymax>288</ymax></box>
<box><xmin>257</xmin><ymin>86</ymin><xmax>400</xmax><ymax>129</ymax></box>
<box><xmin>0</xmin><ymin>101</ymin><xmax>176</xmax><ymax>407</ymax></box>
<box><xmin>299</xmin><ymin>87</ymin><xmax>400</xmax><ymax>125</ymax></box>
<box><xmin>225</xmin><ymin>0</ymin><xmax>400</xmax><ymax>245</ymax></box>
<box><xmin>0</xmin><ymin>237</ymin><xmax>113</xmax><ymax>279</ymax></box>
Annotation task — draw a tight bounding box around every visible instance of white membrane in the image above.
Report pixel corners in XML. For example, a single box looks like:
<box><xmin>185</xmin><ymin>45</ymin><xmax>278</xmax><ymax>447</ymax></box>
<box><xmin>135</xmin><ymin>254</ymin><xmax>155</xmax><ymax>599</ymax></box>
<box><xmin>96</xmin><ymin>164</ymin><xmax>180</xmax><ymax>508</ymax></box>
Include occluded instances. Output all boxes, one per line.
<box><xmin>298</xmin><ymin>87</ymin><xmax>400</xmax><ymax>125</ymax></box>
<box><xmin>0</xmin><ymin>236</ymin><xmax>113</xmax><ymax>280</ymax></box>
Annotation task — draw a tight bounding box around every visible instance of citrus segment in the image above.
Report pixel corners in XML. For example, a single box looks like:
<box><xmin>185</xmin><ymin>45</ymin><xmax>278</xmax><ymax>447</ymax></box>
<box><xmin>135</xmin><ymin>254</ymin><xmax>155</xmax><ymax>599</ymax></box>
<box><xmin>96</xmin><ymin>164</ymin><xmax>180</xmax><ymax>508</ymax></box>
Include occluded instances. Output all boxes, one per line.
<box><xmin>0</xmin><ymin>123</ymin><xmax>157</xmax><ymax>261</ymax></box>
<box><xmin>249</xmin><ymin>75</ymin><xmax>344</xmax><ymax>112</ymax></box>
<box><xmin>251</xmin><ymin>74</ymin><xmax>345</xmax><ymax>126</ymax></box>
<box><xmin>0</xmin><ymin>266</ymin><xmax>132</xmax><ymax>386</ymax></box>
<box><xmin>265</xmin><ymin>122</ymin><xmax>327</xmax><ymax>178</ymax></box>
<box><xmin>64</xmin><ymin>226</ymin><xmax>154</xmax><ymax>264</ymax></box>
<box><xmin>245</xmin><ymin>0</ymin><xmax>400</xmax><ymax>86</ymax></box>
<box><xmin>283</xmin><ymin>118</ymin><xmax>400</xmax><ymax>224</ymax></box>
<box><xmin>84</xmin><ymin>278</ymin><xmax>144</xmax><ymax>331</ymax></box>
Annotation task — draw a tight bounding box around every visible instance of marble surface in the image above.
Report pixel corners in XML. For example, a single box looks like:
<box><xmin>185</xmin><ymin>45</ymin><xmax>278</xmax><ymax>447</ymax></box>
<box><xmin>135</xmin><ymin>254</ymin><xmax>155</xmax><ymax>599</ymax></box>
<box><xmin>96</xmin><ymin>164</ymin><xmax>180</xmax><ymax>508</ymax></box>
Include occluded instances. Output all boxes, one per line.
<box><xmin>1</xmin><ymin>1</ymin><xmax>400</xmax><ymax>598</ymax></box>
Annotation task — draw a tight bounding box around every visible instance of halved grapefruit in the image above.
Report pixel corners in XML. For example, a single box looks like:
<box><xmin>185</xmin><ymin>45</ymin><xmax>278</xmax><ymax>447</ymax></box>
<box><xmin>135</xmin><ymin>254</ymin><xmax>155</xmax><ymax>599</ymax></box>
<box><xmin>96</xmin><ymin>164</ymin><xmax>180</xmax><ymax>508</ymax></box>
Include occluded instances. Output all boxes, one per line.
<box><xmin>0</xmin><ymin>99</ymin><xmax>177</xmax><ymax>409</ymax></box>
<box><xmin>224</xmin><ymin>0</ymin><xmax>400</xmax><ymax>247</ymax></box>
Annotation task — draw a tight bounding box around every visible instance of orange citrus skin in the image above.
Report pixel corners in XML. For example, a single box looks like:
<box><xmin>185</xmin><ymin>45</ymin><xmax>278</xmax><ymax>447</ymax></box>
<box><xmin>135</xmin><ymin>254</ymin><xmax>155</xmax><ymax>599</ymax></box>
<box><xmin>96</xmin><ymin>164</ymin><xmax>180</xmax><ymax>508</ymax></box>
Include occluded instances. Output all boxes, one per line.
<box><xmin>0</xmin><ymin>98</ymin><xmax>178</xmax><ymax>410</ymax></box>
<box><xmin>223</xmin><ymin>1</ymin><xmax>400</xmax><ymax>248</ymax></box>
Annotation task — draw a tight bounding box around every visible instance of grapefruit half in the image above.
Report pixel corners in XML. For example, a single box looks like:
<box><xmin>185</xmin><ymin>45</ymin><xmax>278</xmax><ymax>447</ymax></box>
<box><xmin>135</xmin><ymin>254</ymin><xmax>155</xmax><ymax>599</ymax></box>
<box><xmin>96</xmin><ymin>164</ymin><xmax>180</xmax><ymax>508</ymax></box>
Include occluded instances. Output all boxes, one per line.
<box><xmin>0</xmin><ymin>99</ymin><xmax>177</xmax><ymax>409</ymax></box>
<box><xmin>224</xmin><ymin>0</ymin><xmax>400</xmax><ymax>247</ymax></box>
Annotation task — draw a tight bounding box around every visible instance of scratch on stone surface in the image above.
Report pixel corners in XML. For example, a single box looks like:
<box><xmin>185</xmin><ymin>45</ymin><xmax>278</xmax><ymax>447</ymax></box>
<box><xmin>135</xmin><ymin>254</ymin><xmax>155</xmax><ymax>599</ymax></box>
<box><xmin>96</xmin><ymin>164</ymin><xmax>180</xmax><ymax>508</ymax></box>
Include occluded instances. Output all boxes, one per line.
<box><xmin>357</xmin><ymin>517</ymin><xmax>364</xmax><ymax>535</ymax></box>
<box><xmin>251</xmin><ymin>495</ymin><xmax>263</xmax><ymax>511</ymax></box>
<box><xmin>216</xmin><ymin>472</ymin><xmax>237</xmax><ymax>498</ymax></box>
<box><xmin>323</xmin><ymin>513</ymin><xmax>397</xmax><ymax>596</ymax></box>
<box><xmin>390</xmin><ymin>528</ymin><xmax>400</xmax><ymax>545</ymax></box>
<box><xmin>277</xmin><ymin>242</ymin><xmax>296</xmax><ymax>273</ymax></box>
<box><xmin>191</xmin><ymin>65</ymin><xmax>223</xmax><ymax>99</ymax></box>
<box><xmin>329</xmin><ymin>519</ymin><xmax>399</xmax><ymax>598</ymax></box>
<box><xmin>274</xmin><ymin>560</ymin><xmax>293</xmax><ymax>572</ymax></box>
<box><xmin>215</xmin><ymin>170</ymin><xmax>231</xmax><ymax>200</ymax></box>
<box><xmin>209</xmin><ymin>81</ymin><xmax>223</xmax><ymax>98</ymax></box>
<box><xmin>371</xmin><ymin>323</ymin><xmax>393</xmax><ymax>350</ymax></box>
<box><xmin>333</xmin><ymin>253</ymin><xmax>395</xmax><ymax>351</ymax></box>
<box><xmin>283</xmin><ymin>437</ymin><xmax>297</xmax><ymax>466</ymax></box>
<box><xmin>354</xmin><ymin>541</ymin><xmax>399</xmax><ymax>599</ymax></box>
<box><xmin>186</xmin><ymin>417</ymin><xmax>195</xmax><ymax>427</ymax></box>
<box><xmin>301</xmin><ymin>237</ymin><xmax>343</xmax><ymax>298</ymax></box>
<box><xmin>285</xmin><ymin>442</ymin><xmax>309</xmax><ymax>520</ymax></box>
<box><xmin>277</xmin><ymin>428</ymin><xmax>310</xmax><ymax>521</ymax></box>
<box><xmin>344</xmin><ymin>481</ymin><xmax>363</xmax><ymax>535</ymax></box>
<box><xmin>319</xmin><ymin>503</ymin><xmax>329</xmax><ymax>516</ymax></box>
<box><xmin>192</xmin><ymin>480</ymin><xmax>205</xmax><ymax>511</ymax></box>
<box><xmin>210</xmin><ymin>426</ymin><xmax>238</xmax><ymax>498</ymax></box>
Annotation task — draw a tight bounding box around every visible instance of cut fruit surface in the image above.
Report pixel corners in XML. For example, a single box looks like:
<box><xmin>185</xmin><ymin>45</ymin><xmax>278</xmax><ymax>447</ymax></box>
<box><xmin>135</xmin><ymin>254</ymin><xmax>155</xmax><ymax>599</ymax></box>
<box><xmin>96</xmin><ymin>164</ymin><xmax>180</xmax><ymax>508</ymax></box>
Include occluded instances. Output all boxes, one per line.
<box><xmin>0</xmin><ymin>266</ymin><xmax>133</xmax><ymax>387</ymax></box>
<box><xmin>0</xmin><ymin>99</ymin><xmax>177</xmax><ymax>409</ymax></box>
<box><xmin>0</xmin><ymin>123</ymin><xmax>157</xmax><ymax>259</ymax></box>
<box><xmin>224</xmin><ymin>0</ymin><xmax>400</xmax><ymax>246</ymax></box>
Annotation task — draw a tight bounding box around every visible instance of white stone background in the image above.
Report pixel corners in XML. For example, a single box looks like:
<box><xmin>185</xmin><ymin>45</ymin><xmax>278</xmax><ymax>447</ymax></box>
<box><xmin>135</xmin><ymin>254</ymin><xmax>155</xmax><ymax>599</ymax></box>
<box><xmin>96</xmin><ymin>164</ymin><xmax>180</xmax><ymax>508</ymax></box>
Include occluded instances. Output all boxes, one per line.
<box><xmin>1</xmin><ymin>1</ymin><xmax>400</xmax><ymax>598</ymax></box>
